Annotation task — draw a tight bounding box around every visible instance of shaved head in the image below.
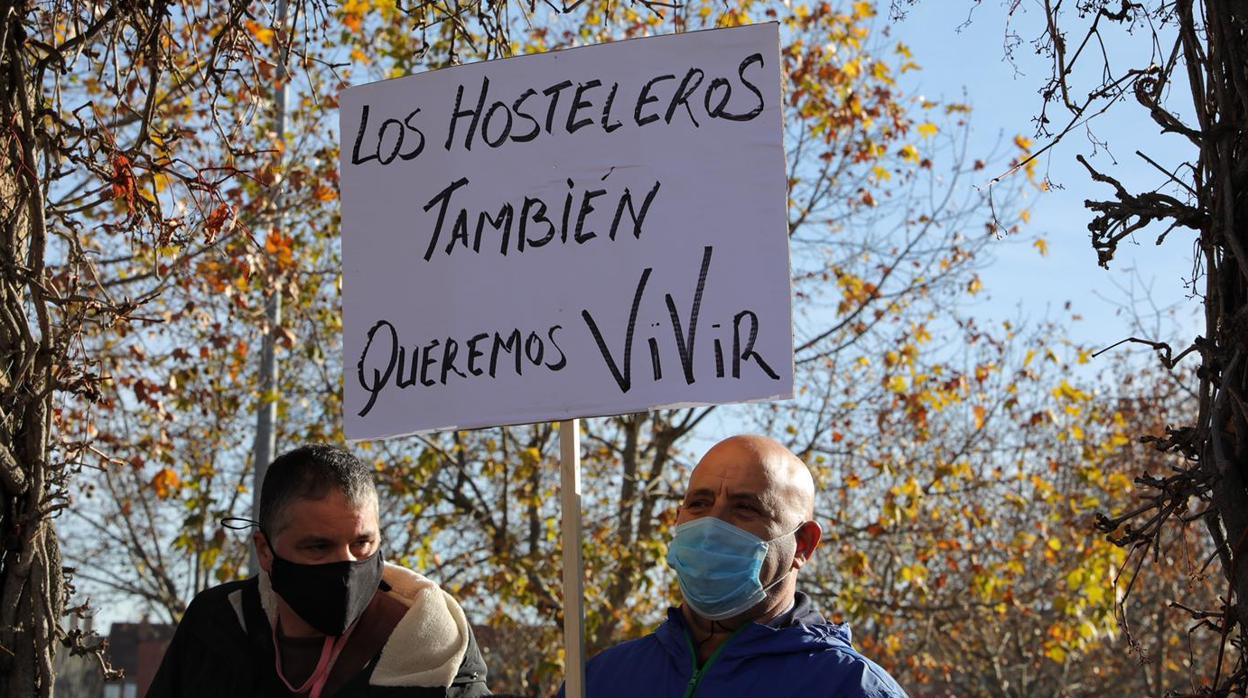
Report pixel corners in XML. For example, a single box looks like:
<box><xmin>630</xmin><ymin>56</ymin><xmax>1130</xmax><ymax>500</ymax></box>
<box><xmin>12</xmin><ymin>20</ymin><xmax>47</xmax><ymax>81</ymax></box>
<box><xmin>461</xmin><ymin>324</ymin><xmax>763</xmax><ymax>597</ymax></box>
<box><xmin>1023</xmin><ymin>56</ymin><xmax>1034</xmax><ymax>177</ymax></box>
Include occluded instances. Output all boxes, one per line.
<box><xmin>690</xmin><ymin>434</ymin><xmax>815</xmax><ymax>531</ymax></box>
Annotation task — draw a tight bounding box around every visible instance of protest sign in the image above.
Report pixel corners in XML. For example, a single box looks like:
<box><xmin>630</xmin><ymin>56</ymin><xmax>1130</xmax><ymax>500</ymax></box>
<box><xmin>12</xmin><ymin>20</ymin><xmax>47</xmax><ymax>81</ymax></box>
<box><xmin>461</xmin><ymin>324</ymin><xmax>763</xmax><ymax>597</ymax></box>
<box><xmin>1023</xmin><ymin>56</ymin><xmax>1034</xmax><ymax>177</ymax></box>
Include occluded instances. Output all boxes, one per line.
<box><xmin>340</xmin><ymin>22</ymin><xmax>792</xmax><ymax>441</ymax></box>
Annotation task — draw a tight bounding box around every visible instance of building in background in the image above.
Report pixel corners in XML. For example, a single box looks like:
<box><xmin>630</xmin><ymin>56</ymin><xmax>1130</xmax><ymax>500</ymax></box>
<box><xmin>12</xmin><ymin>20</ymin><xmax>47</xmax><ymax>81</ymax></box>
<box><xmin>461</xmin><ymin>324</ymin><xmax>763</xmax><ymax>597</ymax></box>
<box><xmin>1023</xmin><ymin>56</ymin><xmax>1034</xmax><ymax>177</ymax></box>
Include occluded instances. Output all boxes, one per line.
<box><xmin>54</xmin><ymin>617</ymin><xmax>174</xmax><ymax>698</ymax></box>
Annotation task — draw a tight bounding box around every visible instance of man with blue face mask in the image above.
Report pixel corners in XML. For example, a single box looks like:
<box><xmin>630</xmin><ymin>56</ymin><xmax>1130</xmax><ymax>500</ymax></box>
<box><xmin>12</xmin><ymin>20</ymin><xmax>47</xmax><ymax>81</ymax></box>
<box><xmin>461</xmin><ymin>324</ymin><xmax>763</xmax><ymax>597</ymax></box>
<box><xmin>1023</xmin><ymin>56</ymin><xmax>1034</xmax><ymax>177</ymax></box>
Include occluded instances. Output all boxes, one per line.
<box><xmin>562</xmin><ymin>434</ymin><xmax>905</xmax><ymax>698</ymax></box>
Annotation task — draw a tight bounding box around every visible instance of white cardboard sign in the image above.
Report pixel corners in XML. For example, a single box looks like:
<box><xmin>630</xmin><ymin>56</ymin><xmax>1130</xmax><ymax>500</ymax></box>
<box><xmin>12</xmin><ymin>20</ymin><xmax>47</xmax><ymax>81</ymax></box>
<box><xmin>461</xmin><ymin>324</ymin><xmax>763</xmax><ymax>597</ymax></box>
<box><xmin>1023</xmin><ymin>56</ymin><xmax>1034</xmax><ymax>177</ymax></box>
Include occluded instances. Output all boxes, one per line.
<box><xmin>340</xmin><ymin>23</ymin><xmax>793</xmax><ymax>440</ymax></box>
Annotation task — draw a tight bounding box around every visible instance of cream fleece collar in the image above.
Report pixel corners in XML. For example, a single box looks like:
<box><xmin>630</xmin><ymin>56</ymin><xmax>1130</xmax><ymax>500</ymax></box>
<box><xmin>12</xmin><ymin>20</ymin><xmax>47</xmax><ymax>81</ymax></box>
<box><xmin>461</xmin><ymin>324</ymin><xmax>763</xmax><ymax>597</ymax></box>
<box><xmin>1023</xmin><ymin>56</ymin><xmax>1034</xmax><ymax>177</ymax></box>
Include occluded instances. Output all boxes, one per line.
<box><xmin>255</xmin><ymin>563</ymin><xmax>470</xmax><ymax>688</ymax></box>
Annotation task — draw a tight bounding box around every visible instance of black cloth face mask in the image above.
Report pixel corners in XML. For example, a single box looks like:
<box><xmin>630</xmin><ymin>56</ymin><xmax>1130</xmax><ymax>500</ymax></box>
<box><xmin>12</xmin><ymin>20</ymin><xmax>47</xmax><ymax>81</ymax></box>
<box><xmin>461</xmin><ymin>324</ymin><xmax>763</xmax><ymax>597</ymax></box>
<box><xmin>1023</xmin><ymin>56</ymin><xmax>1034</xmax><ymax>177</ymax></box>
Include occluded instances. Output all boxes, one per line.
<box><xmin>263</xmin><ymin>534</ymin><xmax>385</xmax><ymax>637</ymax></box>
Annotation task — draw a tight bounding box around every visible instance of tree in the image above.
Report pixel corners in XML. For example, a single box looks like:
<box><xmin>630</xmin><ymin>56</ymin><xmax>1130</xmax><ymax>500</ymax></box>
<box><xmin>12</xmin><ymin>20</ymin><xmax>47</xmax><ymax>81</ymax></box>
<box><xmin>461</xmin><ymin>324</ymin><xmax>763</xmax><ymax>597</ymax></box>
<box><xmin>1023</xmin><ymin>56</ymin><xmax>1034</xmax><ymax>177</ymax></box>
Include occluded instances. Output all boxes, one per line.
<box><xmin>0</xmin><ymin>1</ymin><xmax>525</xmax><ymax>694</ymax></box>
<box><xmin>794</xmin><ymin>307</ymin><xmax>1222</xmax><ymax>696</ymax></box>
<box><xmin>0</xmin><ymin>2</ymin><xmax>257</xmax><ymax>692</ymax></box>
<box><xmin>893</xmin><ymin>0</ymin><xmax>1246</xmax><ymax>692</ymax></box>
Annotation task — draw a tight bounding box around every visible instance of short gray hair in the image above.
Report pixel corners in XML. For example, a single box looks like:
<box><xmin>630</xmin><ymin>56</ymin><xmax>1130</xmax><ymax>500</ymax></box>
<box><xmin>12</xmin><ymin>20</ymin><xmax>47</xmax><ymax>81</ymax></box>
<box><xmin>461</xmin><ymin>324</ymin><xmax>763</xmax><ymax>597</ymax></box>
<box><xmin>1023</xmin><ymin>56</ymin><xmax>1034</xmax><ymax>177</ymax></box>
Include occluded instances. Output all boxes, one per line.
<box><xmin>258</xmin><ymin>444</ymin><xmax>377</xmax><ymax>535</ymax></box>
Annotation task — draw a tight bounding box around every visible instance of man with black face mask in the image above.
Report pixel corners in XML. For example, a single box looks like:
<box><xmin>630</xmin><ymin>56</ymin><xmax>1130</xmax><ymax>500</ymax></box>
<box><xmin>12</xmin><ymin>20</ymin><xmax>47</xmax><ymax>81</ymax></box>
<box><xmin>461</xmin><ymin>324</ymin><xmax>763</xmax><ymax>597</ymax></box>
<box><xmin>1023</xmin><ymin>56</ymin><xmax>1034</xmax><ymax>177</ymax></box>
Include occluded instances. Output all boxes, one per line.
<box><xmin>149</xmin><ymin>444</ymin><xmax>490</xmax><ymax>697</ymax></box>
<box><xmin>559</xmin><ymin>435</ymin><xmax>905</xmax><ymax>698</ymax></box>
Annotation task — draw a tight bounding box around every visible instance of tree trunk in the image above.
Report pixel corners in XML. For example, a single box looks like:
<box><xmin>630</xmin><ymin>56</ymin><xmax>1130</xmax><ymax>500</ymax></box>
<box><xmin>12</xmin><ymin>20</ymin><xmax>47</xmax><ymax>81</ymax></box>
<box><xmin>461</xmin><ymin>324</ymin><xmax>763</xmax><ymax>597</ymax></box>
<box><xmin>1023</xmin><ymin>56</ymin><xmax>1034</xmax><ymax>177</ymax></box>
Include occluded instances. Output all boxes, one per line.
<box><xmin>0</xmin><ymin>9</ymin><xmax>64</xmax><ymax>696</ymax></box>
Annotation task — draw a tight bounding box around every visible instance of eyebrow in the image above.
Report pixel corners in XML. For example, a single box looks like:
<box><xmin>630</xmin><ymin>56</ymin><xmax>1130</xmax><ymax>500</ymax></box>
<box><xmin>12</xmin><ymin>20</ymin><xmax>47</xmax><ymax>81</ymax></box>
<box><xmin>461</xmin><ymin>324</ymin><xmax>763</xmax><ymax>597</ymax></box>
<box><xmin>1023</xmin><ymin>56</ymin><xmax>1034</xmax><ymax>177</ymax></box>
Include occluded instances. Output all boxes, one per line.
<box><xmin>683</xmin><ymin>489</ymin><xmax>767</xmax><ymax>506</ymax></box>
<box><xmin>727</xmin><ymin>493</ymin><xmax>768</xmax><ymax>507</ymax></box>
<box><xmin>294</xmin><ymin>536</ymin><xmax>333</xmax><ymax>547</ymax></box>
<box><xmin>293</xmin><ymin>532</ymin><xmax>378</xmax><ymax>546</ymax></box>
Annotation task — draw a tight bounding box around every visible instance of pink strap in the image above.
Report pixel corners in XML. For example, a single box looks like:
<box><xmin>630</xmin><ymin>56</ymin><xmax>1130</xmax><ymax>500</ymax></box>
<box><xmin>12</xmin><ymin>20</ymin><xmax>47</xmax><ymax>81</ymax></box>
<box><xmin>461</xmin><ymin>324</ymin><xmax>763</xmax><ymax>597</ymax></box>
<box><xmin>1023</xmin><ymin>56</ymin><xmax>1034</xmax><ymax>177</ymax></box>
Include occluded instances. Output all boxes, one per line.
<box><xmin>272</xmin><ymin>618</ymin><xmax>358</xmax><ymax>698</ymax></box>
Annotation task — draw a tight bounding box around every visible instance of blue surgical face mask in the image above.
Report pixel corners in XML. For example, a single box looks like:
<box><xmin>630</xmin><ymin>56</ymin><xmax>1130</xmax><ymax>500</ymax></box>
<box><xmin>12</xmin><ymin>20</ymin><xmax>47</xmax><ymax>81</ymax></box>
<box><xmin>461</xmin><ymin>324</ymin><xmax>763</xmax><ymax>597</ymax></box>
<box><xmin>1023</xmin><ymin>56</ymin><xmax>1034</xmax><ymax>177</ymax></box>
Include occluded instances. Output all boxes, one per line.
<box><xmin>666</xmin><ymin>517</ymin><xmax>801</xmax><ymax>621</ymax></box>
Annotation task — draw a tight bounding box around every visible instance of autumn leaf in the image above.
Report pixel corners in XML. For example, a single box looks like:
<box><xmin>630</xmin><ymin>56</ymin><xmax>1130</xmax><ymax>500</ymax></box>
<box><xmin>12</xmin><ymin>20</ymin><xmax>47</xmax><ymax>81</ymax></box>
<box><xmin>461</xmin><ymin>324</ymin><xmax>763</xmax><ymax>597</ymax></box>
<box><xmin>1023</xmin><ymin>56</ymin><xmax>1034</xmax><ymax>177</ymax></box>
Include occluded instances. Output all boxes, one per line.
<box><xmin>245</xmin><ymin>19</ymin><xmax>274</xmax><ymax>47</ymax></box>
<box><xmin>204</xmin><ymin>204</ymin><xmax>232</xmax><ymax>243</ymax></box>
<box><xmin>151</xmin><ymin>467</ymin><xmax>180</xmax><ymax>499</ymax></box>
<box><xmin>265</xmin><ymin>230</ymin><xmax>295</xmax><ymax>270</ymax></box>
<box><xmin>110</xmin><ymin>154</ymin><xmax>136</xmax><ymax>204</ymax></box>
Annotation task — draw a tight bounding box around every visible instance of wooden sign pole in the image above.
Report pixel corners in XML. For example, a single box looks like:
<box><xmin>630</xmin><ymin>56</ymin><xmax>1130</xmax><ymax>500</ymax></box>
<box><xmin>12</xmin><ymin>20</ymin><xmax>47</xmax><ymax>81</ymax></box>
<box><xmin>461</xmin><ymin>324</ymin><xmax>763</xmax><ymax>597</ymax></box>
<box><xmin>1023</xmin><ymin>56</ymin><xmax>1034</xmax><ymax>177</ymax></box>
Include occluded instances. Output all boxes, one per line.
<box><xmin>560</xmin><ymin>418</ymin><xmax>586</xmax><ymax>698</ymax></box>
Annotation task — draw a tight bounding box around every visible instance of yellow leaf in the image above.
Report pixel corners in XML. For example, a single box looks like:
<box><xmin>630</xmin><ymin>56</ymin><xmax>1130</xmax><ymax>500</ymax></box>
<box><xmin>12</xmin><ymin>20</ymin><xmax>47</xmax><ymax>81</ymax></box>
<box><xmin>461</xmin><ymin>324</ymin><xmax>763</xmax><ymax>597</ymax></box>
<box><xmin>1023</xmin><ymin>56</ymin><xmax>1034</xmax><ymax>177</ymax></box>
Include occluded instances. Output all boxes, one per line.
<box><xmin>1020</xmin><ymin>209</ymin><xmax>1031</xmax><ymax>224</ymax></box>
<box><xmin>245</xmin><ymin>20</ymin><xmax>274</xmax><ymax>47</ymax></box>
<box><xmin>973</xmin><ymin>405</ymin><xmax>986</xmax><ymax>430</ymax></box>
<box><xmin>899</xmin><ymin>144</ymin><xmax>920</xmax><ymax>163</ymax></box>
<box><xmin>853</xmin><ymin>1</ymin><xmax>876</xmax><ymax>19</ymax></box>
<box><xmin>1034</xmin><ymin>238</ymin><xmax>1048</xmax><ymax>256</ymax></box>
<box><xmin>872</xmin><ymin>165</ymin><xmax>892</xmax><ymax>181</ymax></box>
<box><xmin>1052</xmin><ymin>380</ymin><xmax>1091</xmax><ymax>402</ymax></box>
<box><xmin>1014</xmin><ymin>134</ymin><xmax>1034</xmax><ymax>151</ymax></box>
<box><xmin>967</xmin><ymin>276</ymin><xmax>983</xmax><ymax>295</ymax></box>
<box><xmin>151</xmin><ymin>467</ymin><xmax>180</xmax><ymax>499</ymax></box>
<box><xmin>917</xmin><ymin>123</ymin><xmax>939</xmax><ymax>139</ymax></box>
<box><xmin>1078</xmin><ymin>621</ymin><xmax>1097</xmax><ymax>640</ymax></box>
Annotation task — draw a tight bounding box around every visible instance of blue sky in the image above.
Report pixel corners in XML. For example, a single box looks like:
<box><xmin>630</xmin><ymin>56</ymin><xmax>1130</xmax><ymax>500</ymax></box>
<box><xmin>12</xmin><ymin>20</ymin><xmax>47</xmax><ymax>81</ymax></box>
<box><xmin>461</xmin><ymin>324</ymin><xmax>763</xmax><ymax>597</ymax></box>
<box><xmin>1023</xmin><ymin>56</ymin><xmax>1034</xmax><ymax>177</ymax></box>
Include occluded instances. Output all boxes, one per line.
<box><xmin>891</xmin><ymin>1</ymin><xmax>1202</xmax><ymax>353</ymax></box>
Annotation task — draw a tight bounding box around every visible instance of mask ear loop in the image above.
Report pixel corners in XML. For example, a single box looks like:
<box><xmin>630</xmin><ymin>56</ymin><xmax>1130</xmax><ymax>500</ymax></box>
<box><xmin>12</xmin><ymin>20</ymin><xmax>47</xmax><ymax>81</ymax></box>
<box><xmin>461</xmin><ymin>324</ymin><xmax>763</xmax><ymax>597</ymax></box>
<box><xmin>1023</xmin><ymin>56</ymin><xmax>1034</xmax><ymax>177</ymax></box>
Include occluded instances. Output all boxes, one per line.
<box><xmin>759</xmin><ymin>521</ymin><xmax>815</xmax><ymax>595</ymax></box>
<box><xmin>221</xmin><ymin>517</ymin><xmax>279</xmax><ymax>557</ymax></box>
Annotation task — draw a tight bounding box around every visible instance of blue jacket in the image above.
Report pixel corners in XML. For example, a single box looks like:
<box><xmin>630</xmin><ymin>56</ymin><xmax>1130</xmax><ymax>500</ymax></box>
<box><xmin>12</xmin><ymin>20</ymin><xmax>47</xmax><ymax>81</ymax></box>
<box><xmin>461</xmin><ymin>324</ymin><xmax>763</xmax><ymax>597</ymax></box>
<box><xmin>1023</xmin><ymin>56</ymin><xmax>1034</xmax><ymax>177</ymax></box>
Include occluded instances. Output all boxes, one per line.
<box><xmin>562</xmin><ymin>593</ymin><xmax>906</xmax><ymax>698</ymax></box>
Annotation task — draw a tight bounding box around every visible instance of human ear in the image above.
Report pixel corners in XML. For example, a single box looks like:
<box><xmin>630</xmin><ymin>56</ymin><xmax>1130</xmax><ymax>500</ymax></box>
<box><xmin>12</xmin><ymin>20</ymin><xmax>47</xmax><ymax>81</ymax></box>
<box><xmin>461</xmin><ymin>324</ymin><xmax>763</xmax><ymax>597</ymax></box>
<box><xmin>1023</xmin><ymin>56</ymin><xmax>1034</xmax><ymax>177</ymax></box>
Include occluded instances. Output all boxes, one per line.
<box><xmin>791</xmin><ymin>520</ymin><xmax>823</xmax><ymax>568</ymax></box>
<box><xmin>253</xmin><ymin>530</ymin><xmax>274</xmax><ymax>574</ymax></box>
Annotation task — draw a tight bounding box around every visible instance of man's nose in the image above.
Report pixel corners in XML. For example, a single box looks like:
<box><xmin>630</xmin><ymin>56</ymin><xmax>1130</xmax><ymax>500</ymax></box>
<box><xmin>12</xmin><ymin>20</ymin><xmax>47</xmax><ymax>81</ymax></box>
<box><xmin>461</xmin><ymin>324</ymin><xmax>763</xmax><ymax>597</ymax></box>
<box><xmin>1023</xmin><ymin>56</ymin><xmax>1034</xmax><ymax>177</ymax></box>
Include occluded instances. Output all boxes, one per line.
<box><xmin>707</xmin><ymin>500</ymin><xmax>733</xmax><ymax>521</ymax></box>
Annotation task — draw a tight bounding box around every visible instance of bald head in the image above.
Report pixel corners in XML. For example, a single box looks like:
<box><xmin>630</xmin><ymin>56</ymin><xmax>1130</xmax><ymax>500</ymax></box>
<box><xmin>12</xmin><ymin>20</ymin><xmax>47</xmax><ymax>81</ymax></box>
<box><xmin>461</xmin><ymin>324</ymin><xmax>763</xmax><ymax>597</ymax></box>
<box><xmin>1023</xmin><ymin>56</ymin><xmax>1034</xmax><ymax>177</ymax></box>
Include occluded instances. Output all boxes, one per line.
<box><xmin>681</xmin><ymin>435</ymin><xmax>816</xmax><ymax>535</ymax></box>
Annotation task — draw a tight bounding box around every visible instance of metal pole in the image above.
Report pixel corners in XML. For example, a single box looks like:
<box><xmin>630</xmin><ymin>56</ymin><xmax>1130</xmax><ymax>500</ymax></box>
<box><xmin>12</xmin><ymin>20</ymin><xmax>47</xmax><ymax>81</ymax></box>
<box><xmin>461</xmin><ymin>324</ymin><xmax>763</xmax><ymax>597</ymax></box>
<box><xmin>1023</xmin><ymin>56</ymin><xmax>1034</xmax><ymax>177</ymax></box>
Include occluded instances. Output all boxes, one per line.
<box><xmin>560</xmin><ymin>418</ymin><xmax>586</xmax><ymax>698</ymax></box>
<box><xmin>250</xmin><ymin>0</ymin><xmax>288</xmax><ymax>571</ymax></box>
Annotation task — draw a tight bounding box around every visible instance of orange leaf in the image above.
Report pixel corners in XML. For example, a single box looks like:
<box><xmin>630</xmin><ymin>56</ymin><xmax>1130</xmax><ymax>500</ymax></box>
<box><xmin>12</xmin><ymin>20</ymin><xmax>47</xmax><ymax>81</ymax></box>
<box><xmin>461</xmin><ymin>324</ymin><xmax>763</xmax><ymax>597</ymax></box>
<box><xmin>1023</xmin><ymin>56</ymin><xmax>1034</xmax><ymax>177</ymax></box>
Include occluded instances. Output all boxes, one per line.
<box><xmin>111</xmin><ymin>154</ymin><xmax>136</xmax><ymax>203</ymax></box>
<box><xmin>204</xmin><ymin>204</ymin><xmax>232</xmax><ymax>242</ymax></box>
<box><xmin>151</xmin><ymin>467</ymin><xmax>180</xmax><ymax>499</ymax></box>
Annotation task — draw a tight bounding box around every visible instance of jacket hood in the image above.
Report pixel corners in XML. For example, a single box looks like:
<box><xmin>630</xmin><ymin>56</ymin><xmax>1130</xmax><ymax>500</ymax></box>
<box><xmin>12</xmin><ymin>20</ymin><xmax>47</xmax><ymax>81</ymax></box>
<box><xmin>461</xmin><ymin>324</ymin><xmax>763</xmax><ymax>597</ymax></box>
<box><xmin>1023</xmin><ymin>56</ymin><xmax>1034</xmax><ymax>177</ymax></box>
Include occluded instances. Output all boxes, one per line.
<box><xmin>655</xmin><ymin>592</ymin><xmax>856</xmax><ymax>663</ymax></box>
<box><xmin>255</xmin><ymin>562</ymin><xmax>470</xmax><ymax>688</ymax></box>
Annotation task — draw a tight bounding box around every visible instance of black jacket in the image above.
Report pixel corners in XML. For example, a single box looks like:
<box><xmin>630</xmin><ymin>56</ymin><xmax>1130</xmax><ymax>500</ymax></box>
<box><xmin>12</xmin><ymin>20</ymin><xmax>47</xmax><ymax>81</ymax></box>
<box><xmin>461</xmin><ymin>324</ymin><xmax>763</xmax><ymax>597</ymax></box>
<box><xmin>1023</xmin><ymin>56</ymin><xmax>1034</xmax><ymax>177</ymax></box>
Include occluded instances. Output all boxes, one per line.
<box><xmin>148</xmin><ymin>565</ymin><xmax>490</xmax><ymax>697</ymax></box>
